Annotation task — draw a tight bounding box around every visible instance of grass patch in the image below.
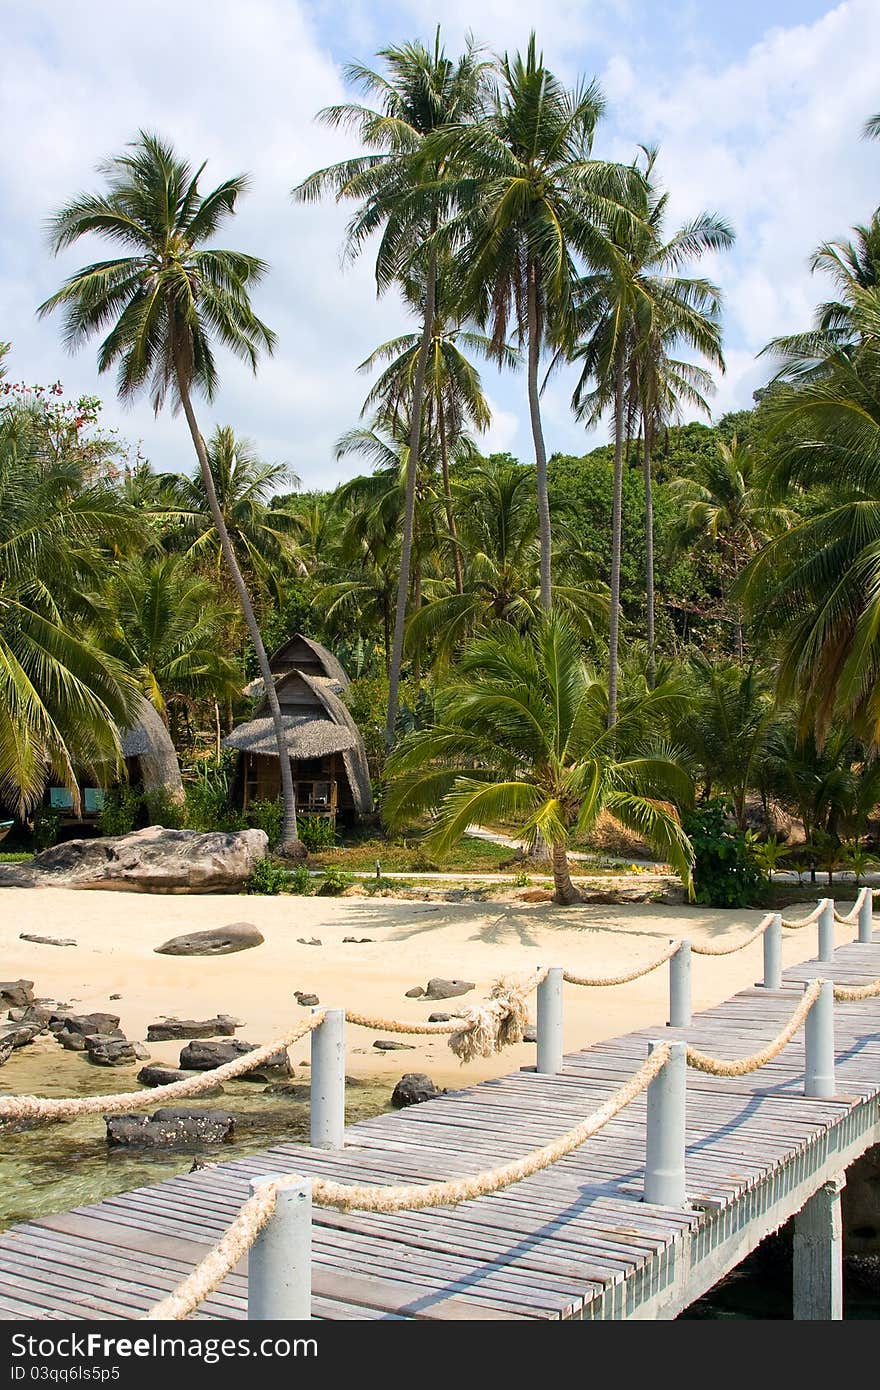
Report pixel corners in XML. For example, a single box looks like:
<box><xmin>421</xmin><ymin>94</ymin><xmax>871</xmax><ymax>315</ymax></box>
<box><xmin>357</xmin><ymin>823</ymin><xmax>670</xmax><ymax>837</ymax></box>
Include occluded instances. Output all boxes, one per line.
<box><xmin>0</xmin><ymin>851</ymin><xmax>32</xmax><ymax>863</ymax></box>
<box><xmin>310</xmin><ymin>827</ymin><xmax>515</xmax><ymax>875</ymax></box>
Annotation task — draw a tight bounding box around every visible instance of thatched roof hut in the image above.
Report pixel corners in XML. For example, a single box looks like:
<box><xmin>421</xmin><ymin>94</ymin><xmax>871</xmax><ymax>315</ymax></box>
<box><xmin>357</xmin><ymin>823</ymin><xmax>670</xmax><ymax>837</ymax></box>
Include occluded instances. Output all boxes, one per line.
<box><xmin>120</xmin><ymin>695</ymin><xmax>185</xmax><ymax>804</ymax></box>
<box><xmin>224</xmin><ymin>638</ymin><xmax>372</xmax><ymax>820</ymax></box>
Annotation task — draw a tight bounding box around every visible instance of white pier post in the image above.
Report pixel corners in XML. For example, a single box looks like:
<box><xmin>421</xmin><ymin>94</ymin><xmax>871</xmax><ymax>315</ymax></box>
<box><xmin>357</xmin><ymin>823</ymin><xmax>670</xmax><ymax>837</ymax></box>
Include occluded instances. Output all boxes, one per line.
<box><xmin>668</xmin><ymin>941</ymin><xmax>692</xmax><ymax>1028</ymax></box>
<box><xmin>804</xmin><ymin>980</ymin><xmax>835</xmax><ymax>1100</ymax></box>
<box><xmin>248</xmin><ymin>1175</ymin><xmax>312</xmax><ymax>1320</ymax></box>
<box><xmin>792</xmin><ymin>1175</ymin><xmax>845</xmax><ymax>1320</ymax></box>
<box><xmin>310</xmin><ymin>1007</ymin><xmax>345</xmax><ymax>1148</ymax></box>
<box><xmin>536</xmin><ymin>967</ymin><xmax>564</xmax><ymax>1075</ymax></box>
<box><xmin>761</xmin><ymin>913</ymin><xmax>783</xmax><ymax>990</ymax></box>
<box><xmin>818</xmin><ymin>898</ymin><xmax>835</xmax><ymax>963</ymax></box>
<box><xmin>858</xmin><ymin>887</ymin><xmax>874</xmax><ymax>944</ymax></box>
<box><xmin>644</xmin><ymin>1039</ymin><xmax>687</xmax><ymax>1208</ymax></box>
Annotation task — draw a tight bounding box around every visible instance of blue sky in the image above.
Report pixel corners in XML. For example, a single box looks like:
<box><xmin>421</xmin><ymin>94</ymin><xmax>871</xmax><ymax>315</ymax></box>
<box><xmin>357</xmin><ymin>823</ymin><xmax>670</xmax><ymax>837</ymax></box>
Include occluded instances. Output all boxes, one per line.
<box><xmin>0</xmin><ymin>0</ymin><xmax>877</xmax><ymax>488</ymax></box>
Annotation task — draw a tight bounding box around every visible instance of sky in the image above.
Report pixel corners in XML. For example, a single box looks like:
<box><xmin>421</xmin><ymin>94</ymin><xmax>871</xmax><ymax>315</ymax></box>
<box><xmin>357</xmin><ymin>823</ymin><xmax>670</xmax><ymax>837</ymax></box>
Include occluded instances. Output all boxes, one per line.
<box><xmin>0</xmin><ymin>0</ymin><xmax>877</xmax><ymax>489</ymax></box>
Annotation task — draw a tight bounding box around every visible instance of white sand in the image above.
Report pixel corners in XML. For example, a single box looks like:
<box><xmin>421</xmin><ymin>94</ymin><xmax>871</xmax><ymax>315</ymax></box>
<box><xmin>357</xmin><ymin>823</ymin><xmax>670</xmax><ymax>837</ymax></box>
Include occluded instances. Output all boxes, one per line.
<box><xmin>0</xmin><ymin>888</ymin><xmax>836</xmax><ymax>1089</ymax></box>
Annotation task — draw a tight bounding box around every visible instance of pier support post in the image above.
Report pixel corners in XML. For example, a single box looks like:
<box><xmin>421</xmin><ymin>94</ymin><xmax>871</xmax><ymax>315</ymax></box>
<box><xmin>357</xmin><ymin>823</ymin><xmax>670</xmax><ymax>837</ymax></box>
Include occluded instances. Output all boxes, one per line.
<box><xmin>536</xmin><ymin>967</ymin><xmax>564</xmax><ymax>1075</ymax></box>
<box><xmin>310</xmin><ymin>1007</ymin><xmax>345</xmax><ymax>1149</ymax></box>
<box><xmin>248</xmin><ymin>1175</ymin><xmax>312</xmax><ymax>1320</ymax></box>
<box><xmin>668</xmin><ymin>941</ymin><xmax>692</xmax><ymax>1028</ymax></box>
<box><xmin>644</xmin><ymin>1039</ymin><xmax>687</xmax><ymax>1207</ymax></box>
<box><xmin>858</xmin><ymin>887</ymin><xmax>874</xmax><ymax>944</ymax></box>
<box><xmin>804</xmin><ymin>980</ymin><xmax>835</xmax><ymax>1100</ymax></box>
<box><xmin>818</xmin><ymin>898</ymin><xmax>835</xmax><ymax>963</ymax></box>
<box><xmin>792</xmin><ymin>1175</ymin><xmax>845</xmax><ymax>1320</ymax></box>
<box><xmin>761</xmin><ymin>913</ymin><xmax>783</xmax><ymax>990</ymax></box>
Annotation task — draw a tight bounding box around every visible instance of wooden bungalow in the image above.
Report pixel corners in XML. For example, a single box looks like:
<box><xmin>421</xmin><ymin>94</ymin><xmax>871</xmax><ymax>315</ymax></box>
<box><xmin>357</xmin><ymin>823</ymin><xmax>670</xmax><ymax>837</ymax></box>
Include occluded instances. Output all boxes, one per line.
<box><xmin>224</xmin><ymin>635</ymin><xmax>373</xmax><ymax>824</ymax></box>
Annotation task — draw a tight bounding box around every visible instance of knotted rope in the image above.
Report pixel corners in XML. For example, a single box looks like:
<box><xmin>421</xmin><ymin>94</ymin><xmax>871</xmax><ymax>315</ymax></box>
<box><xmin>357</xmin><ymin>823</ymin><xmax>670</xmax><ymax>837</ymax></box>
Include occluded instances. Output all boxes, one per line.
<box><xmin>562</xmin><ymin>941</ymin><xmax>679</xmax><ymax>986</ymax></box>
<box><xmin>685</xmin><ymin>980</ymin><xmax>822</xmax><ymax>1077</ymax></box>
<box><xmin>0</xmin><ymin>1018</ymin><xmax>322</xmax><ymax>1124</ymax></box>
<box><xmin>142</xmin><ymin>1043</ymin><xmax>670</xmax><ymax>1321</ymax></box>
<box><xmin>448</xmin><ymin>970</ymin><xmax>548</xmax><ymax>1062</ymax></box>
<box><xmin>691</xmin><ymin>914</ymin><xmax>776</xmax><ymax>957</ymax></box>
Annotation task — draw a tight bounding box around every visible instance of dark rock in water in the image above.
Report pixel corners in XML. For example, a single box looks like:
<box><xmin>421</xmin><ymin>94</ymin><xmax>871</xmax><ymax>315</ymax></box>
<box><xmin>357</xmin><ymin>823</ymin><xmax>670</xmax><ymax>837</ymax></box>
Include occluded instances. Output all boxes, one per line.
<box><xmin>373</xmin><ymin>1039</ymin><xmax>415</xmax><ymax>1051</ymax></box>
<box><xmin>9</xmin><ymin>1005</ymin><xmax>53</xmax><ymax>1027</ymax></box>
<box><xmin>425</xmin><ymin>978</ymin><xmax>475</xmax><ymax>1001</ymax></box>
<box><xmin>132</xmin><ymin>1043</ymin><xmax>150</xmax><ymax>1060</ymax></box>
<box><xmin>428</xmin><ymin>1012</ymin><xmax>451</xmax><ymax>1023</ymax></box>
<box><xmin>0</xmin><ymin>1036</ymin><xmax>14</xmax><ymax>1067</ymax></box>
<box><xmin>523</xmin><ymin>1025</ymin><xmax>537</xmax><ymax>1044</ymax></box>
<box><xmin>61</xmin><ymin>1013</ymin><xmax>120</xmax><ymax>1037</ymax></box>
<box><xmin>146</xmin><ymin>1015</ymin><xmax>240</xmax><ymax>1041</ymax></box>
<box><xmin>13</xmin><ymin>826</ymin><xmax>268</xmax><ymax>895</ymax></box>
<box><xmin>18</xmin><ymin>933</ymin><xmax>76</xmax><ymax>947</ymax></box>
<box><xmin>85</xmin><ymin>1035</ymin><xmax>137</xmax><ymax>1066</ymax></box>
<box><xmin>136</xmin><ymin>1065</ymin><xmax>224</xmax><ymax>1095</ymax></box>
<box><xmin>0</xmin><ymin>1022</ymin><xmax>43</xmax><ymax>1049</ymax></box>
<box><xmin>155</xmin><ymin>922</ymin><xmax>264</xmax><ymax>956</ymax></box>
<box><xmin>0</xmin><ymin>981</ymin><xmax>34</xmax><ymax>1009</ymax></box>
<box><xmin>405</xmin><ymin>986</ymin><xmax>425</xmax><ymax>998</ymax></box>
<box><xmin>57</xmin><ymin>1029</ymin><xmax>86</xmax><ymax>1052</ymax></box>
<box><xmin>105</xmin><ymin>1108</ymin><xmax>234</xmax><ymax>1148</ymax></box>
<box><xmin>178</xmin><ymin>1038</ymin><xmax>292</xmax><ymax>1080</ymax></box>
<box><xmin>391</xmin><ymin>1073</ymin><xmax>443</xmax><ymax>1108</ymax></box>
<box><xmin>294</xmin><ymin>992</ymin><xmax>319</xmax><ymax>1007</ymax></box>
<box><xmin>263</xmin><ymin>1082</ymin><xmax>311</xmax><ymax>1100</ymax></box>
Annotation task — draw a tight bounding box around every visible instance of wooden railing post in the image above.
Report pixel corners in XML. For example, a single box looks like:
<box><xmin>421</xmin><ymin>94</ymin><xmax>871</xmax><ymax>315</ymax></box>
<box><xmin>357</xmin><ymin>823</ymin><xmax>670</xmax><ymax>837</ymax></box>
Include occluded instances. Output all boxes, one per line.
<box><xmin>761</xmin><ymin>913</ymin><xmax>782</xmax><ymax>989</ymax></box>
<box><xmin>858</xmin><ymin>887</ymin><xmax>874</xmax><ymax>944</ymax></box>
<box><xmin>668</xmin><ymin>941</ymin><xmax>692</xmax><ymax>1028</ymax></box>
<box><xmin>536</xmin><ymin>967</ymin><xmax>564</xmax><ymax>1075</ymax></box>
<box><xmin>804</xmin><ymin>980</ymin><xmax>835</xmax><ymax>1100</ymax></box>
<box><xmin>818</xmin><ymin>898</ymin><xmax>835</xmax><ymax>963</ymax></box>
<box><xmin>310</xmin><ymin>1007</ymin><xmax>345</xmax><ymax>1148</ymax></box>
<box><xmin>644</xmin><ymin>1040</ymin><xmax>687</xmax><ymax>1207</ymax></box>
<box><xmin>248</xmin><ymin>1175</ymin><xmax>312</xmax><ymax>1319</ymax></box>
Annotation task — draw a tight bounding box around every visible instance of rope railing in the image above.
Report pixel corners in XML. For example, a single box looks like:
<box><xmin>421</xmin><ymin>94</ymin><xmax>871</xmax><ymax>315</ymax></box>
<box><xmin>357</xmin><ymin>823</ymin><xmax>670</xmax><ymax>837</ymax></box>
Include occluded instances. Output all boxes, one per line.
<box><xmin>691</xmin><ymin>913</ymin><xmax>776</xmax><ymax>957</ymax></box>
<box><xmin>685</xmin><ymin>980</ymin><xmax>822</xmax><ymax>1077</ymax></box>
<box><xmin>562</xmin><ymin>941</ymin><xmax>679</xmax><ymax>986</ymax></box>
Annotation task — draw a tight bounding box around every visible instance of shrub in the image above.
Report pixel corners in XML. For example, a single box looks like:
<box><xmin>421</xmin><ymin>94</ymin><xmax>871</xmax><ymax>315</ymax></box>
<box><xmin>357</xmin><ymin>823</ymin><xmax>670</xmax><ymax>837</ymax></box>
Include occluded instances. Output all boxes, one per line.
<box><xmin>184</xmin><ymin>755</ymin><xmax>240</xmax><ymax>832</ymax></box>
<box><xmin>298</xmin><ymin>814</ymin><xmax>337</xmax><ymax>853</ymax></box>
<box><xmin>246</xmin><ymin>858</ymin><xmax>290</xmax><ymax>895</ymax></box>
<box><xmin>316</xmin><ymin>867</ymin><xmax>352</xmax><ymax>896</ymax></box>
<box><xmin>246</xmin><ymin>798</ymin><xmax>284</xmax><ymax>847</ymax></box>
<box><xmin>682</xmin><ymin>798</ymin><xmax>766</xmax><ymax>908</ymax></box>
<box><xmin>144</xmin><ymin>787</ymin><xmax>186</xmax><ymax>829</ymax></box>
<box><xmin>32</xmin><ymin>807</ymin><xmax>61</xmax><ymax>852</ymax></box>
<box><xmin>287</xmin><ymin>864</ymin><xmax>313</xmax><ymax>895</ymax></box>
<box><xmin>98</xmin><ymin>786</ymin><xmax>142</xmax><ymax>837</ymax></box>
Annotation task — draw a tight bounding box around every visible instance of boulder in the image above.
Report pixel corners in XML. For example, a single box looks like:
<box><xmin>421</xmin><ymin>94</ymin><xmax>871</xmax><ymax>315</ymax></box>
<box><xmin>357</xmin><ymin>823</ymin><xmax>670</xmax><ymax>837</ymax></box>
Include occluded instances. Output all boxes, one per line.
<box><xmin>18</xmin><ymin>934</ymin><xmax>76</xmax><ymax>947</ymax></box>
<box><xmin>404</xmin><ymin>986</ymin><xmax>425</xmax><ymax>999</ymax></box>
<box><xmin>105</xmin><ymin>1108</ymin><xmax>234</xmax><ymax>1148</ymax></box>
<box><xmin>428</xmin><ymin>1012</ymin><xmax>451</xmax><ymax>1023</ymax></box>
<box><xmin>373</xmin><ymin>1039</ymin><xmax>415</xmax><ymax>1051</ymax></box>
<box><xmin>0</xmin><ymin>981</ymin><xmax>34</xmax><ymax>1009</ymax></box>
<box><xmin>424</xmin><ymin>978</ymin><xmax>475</xmax><ymax>1001</ymax></box>
<box><xmin>178</xmin><ymin>1039</ymin><xmax>292</xmax><ymax>1080</ymax></box>
<box><xmin>294</xmin><ymin>992</ymin><xmax>319</xmax><ymax>1007</ymax></box>
<box><xmin>57</xmin><ymin>1030</ymin><xmax>86</xmax><ymax>1052</ymax></box>
<box><xmin>391</xmin><ymin>1074</ymin><xmax>443</xmax><ymax>1108</ymax></box>
<box><xmin>263</xmin><ymin>1082</ymin><xmax>311</xmax><ymax>1100</ymax></box>
<box><xmin>0</xmin><ymin>1036</ymin><xmax>14</xmax><ymax>1067</ymax></box>
<box><xmin>146</xmin><ymin>1015</ymin><xmax>240</xmax><ymax>1041</ymax></box>
<box><xmin>60</xmin><ymin>1013</ymin><xmax>120</xmax><ymax>1037</ymax></box>
<box><xmin>9</xmin><ymin>1005</ymin><xmax>53</xmax><ymax>1027</ymax></box>
<box><xmin>0</xmin><ymin>1022</ymin><xmax>43</xmax><ymax>1049</ymax></box>
<box><xmin>9</xmin><ymin>826</ymin><xmax>268</xmax><ymax>894</ymax></box>
<box><xmin>155</xmin><ymin>922</ymin><xmax>264</xmax><ymax>957</ymax></box>
<box><xmin>85</xmin><ymin>1035</ymin><xmax>137</xmax><ymax>1066</ymax></box>
<box><xmin>136</xmin><ymin>1065</ymin><xmax>224</xmax><ymax>1095</ymax></box>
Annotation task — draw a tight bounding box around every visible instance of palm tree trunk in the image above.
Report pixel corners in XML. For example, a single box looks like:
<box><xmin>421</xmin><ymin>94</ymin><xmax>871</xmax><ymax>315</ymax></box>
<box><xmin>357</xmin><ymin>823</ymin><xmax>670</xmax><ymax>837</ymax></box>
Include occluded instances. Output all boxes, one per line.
<box><xmin>385</xmin><ymin>245</ymin><xmax>437</xmax><ymax>748</ymax></box>
<box><xmin>438</xmin><ymin>398</ymin><xmax>463</xmax><ymax>595</ymax></box>
<box><xmin>608</xmin><ymin>341</ymin><xmax>627</xmax><ymax>727</ymax></box>
<box><xmin>175</xmin><ymin>366</ymin><xmax>301</xmax><ymax>856</ymax></box>
<box><xmin>551</xmin><ymin>841</ymin><xmax>581</xmax><ymax>905</ymax></box>
<box><xmin>643</xmin><ymin>421</ymin><xmax>656</xmax><ymax>687</ymax></box>
<box><xmin>526</xmin><ymin>259</ymin><xmax>552</xmax><ymax>611</ymax></box>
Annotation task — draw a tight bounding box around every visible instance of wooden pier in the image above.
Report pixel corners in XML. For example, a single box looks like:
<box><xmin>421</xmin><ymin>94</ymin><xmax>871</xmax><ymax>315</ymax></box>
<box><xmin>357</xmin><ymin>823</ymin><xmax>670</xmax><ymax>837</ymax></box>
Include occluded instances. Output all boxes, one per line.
<box><xmin>1</xmin><ymin>934</ymin><xmax>879</xmax><ymax>1320</ymax></box>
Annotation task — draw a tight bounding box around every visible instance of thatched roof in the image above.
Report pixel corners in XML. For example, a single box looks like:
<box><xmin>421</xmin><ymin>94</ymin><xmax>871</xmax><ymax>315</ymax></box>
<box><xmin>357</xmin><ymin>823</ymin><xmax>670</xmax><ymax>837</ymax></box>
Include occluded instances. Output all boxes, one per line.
<box><xmin>223</xmin><ymin>715</ymin><xmax>357</xmax><ymax>759</ymax></box>
<box><xmin>269</xmin><ymin>634</ymin><xmax>350</xmax><ymax>689</ymax></box>
<box><xmin>120</xmin><ymin>695</ymin><xmax>185</xmax><ymax>804</ymax></box>
<box><xmin>301</xmin><ymin>674</ymin><xmax>373</xmax><ymax>816</ymax></box>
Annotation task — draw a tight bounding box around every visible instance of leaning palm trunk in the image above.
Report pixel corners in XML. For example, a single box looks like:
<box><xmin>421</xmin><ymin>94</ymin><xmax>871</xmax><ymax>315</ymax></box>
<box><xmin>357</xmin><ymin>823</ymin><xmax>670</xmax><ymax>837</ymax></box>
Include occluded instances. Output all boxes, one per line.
<box><xmin>607</xmin><ymin>343</ymin><xmax>627</xmax><ymax>726</ymax></box>
<box><xmin>527</xmin><ymin>260</ymin><xmax>553</xmax><ymax>611</ymax></box>
<box><xmin>176</xmin><ymin>368</ymin><xmax>301</xmax><ymax>855</ymax></box>
<box><xmin>551</xmin><ymin>841</ymin><xmax>581</xmax><ymax>905</ymax></box>
<box><xmin>643</xmin><ymin>424</ymin><xmax>656</xmax><ymax>686</ymax></box>
<box><xmin>385</xmin><ymin>247</ymin><xmax>438</xmax><ymax>748</ymax></box>
<box><xmin>437</xmin><ymin>398</ymin><xmax>463</xmax><ymax>595</ymax></box>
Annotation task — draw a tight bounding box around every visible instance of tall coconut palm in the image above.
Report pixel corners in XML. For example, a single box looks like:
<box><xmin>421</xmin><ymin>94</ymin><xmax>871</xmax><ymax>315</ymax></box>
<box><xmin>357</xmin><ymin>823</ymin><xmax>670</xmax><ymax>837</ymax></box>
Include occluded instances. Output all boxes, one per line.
<box><xmin>295</xmin><ymin>32</ymin><xmax>491</xmax><ymax>746</ymax></box>
<box><xmin>384</xmin><ymin>613</ymin><xmax>694</xmax><ymax>903</ymax></box>
<box><xmin>37</xmin><ymin>132</ymin><xmax>303</xmax><ymax>853</ymax></box>
<box><xmin>433</xmin><ymin>35</ymin><xmax>643</xmax><ymax>616</ymax></box>
<box><xmin>571</xmin><ymin>148</ymin><xmax>733</xmax><ymax>715</ymax></box>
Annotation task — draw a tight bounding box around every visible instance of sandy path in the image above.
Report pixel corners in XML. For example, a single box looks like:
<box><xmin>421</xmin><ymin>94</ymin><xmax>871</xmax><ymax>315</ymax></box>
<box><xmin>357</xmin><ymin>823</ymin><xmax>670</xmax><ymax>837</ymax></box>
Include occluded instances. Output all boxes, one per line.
<box><xmin>0</xmin><ymin>888</ymin><xmax>842</xmax><ymax>1091</ymax></box>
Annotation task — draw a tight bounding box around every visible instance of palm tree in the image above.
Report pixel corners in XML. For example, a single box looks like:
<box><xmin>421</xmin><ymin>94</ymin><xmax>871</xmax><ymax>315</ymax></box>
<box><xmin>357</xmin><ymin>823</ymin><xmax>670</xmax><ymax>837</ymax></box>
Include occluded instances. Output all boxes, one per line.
<box><xmin>0</xmin><ymin>399</ymin><xmax>138</xmax><ymax>814</ymax></box>
<box><xmin>571</xmin><ymin>149</ymin><xmax>733</xmax><ymax>713</ymax></box>
<box><xmin>37</xmin><ymin>132</ymin><xmax>303</xmax><ymax>853</ymax></box>
<box><xmin>674</xmin><ymin>657</ymin><xmax>776</xmax><ymax>830</ymax></box>
<box><xmin>405</xmin><ymin>455</ymin><xmax>608</xmax><ymax>666</ymax></box>
<box><xmin>295</xmin><ymin>32</ymin><xmax>491</xmax><ymax>746</ymax></box>
<box><xmin>669</xmin><ymin>435</ymin><xmax>788</xmax><ymax>658</ymax></box>
<box><xmin>161</xmin><ymin>425</ymin><xmax>302</xmax><ymax>604</ymax></box>
<box><xmin>434</xmin><ymin>35</ymin><xmax>642</xmax><ymax>616</ymax></box>
<box><xmin>384</xmin><ymin>613</ymin><xmax>694</xmax><ymax>904</ymax></box>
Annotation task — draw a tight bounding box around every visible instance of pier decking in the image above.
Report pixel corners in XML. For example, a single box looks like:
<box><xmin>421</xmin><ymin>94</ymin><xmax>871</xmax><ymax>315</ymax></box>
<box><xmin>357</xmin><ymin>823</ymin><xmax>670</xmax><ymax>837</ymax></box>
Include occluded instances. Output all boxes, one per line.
<box><xmin>1</xmin><ymin>935</ymin><xmax>879</xmax><ymax>1320</ymax></box>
